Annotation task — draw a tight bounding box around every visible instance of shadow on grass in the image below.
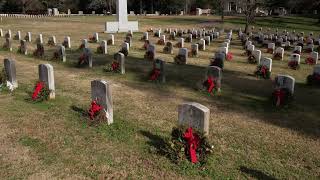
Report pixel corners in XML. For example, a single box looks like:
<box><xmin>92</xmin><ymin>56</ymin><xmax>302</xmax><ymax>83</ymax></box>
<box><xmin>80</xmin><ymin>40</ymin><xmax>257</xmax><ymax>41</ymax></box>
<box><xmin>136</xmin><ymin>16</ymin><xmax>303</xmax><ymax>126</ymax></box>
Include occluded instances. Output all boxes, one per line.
<box><xmin>239</xmin><ymin>166</ymin><xmax>277</xmax><ymax>180</ymax></box>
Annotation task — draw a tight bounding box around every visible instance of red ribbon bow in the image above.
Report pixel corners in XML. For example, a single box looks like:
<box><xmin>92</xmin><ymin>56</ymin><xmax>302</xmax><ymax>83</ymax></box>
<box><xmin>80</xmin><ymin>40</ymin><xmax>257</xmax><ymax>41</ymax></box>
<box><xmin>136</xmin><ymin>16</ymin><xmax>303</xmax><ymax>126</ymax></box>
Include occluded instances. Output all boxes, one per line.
<box><xmin>88</xmin><ymin>100</ymin><xmax>103</xmax><ymax>120</ymax></box>
<box><xmin>183</xmin><ymin>127</ymin><xmax>199</xmax><ymax>164</ymax></box>
<box><xmin>150</xmin><ymin>68</ymin><xmax>161</xmax><ymax>80</ymax></box>
<box><xmin>306</xmin><ymin>57</ymin><xmax>315</xmax><ymax>65</ymax></box>
<box><xmin>32</xmin><ymin>82</ymin><xmax>44</xmax><ymax>100</ymax></box>
<box><xmin>261</xmin><ymin>66</ymin><xmax>267</xmax><ymax>78</ymax></box>
<box><xmin>227</xmin><ymin>52</ymin><xmax>233</xmax><ymax>61</ymax></box>
<box><xmin>275</xmin><ymin>89</ymin><xmax>285</xmax><ymax>106</ymax></box>
<box><xmin>207</xmin><ymin>76</ymin><xmax>216</xmax><ymax>93</ymax></box>
<box><xmin>111</xmin><ymin>62</ymin><xmax>120</xmax><ymax>71</ymax></box>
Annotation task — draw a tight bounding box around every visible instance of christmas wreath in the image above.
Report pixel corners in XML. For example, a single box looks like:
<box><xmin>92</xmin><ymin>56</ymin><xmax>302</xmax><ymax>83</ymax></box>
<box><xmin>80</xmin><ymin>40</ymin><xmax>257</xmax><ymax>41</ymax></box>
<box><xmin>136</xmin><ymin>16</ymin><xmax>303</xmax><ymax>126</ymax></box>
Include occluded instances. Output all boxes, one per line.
<box><xmin>185</xmin><ymin>37</ymin><xmax>191</xmax><ymax>43</ymax></box>
<box><xmin>169</xmin><ymin>35</ymin><xmax>175</xmax><ymax>40</ymax></box>
<box><xmin>307</xmin><ymin>73</ymin><xmax>320</xmax><ymax>86</ymax></box>
<box><xmin>254</xmin><ymin>65</ymin><xmax>271</xmax><ymax>79</ymax></box>
<box><xmin>157</xmin><ymin>39</ymin><xmax>165</xmax><ymax>45</ymax></box>
<box><xmin>248</xmin><ymin>55</ymin><xmax>257</xmax><ymax>64</ymax></box>
<box><xmin>293</xmin><ymin>50</ymin><xmax>300</xmax><ymax>54</ymax></box>
<box><xmin>96</xmin><ymin>46</ymin><xmax>103</xmax><ymax>54</ymax></box>
<box><xmin>31</xmin><ymin>81</ymin><xmax>50</xmax><ymax>102</ymax></box>
<box><xmin>305</xmin><ymin>57</ymin><xmax>316</xmax><ymax>65</ymax></box>
<box><xmin>175</xmin><ymin>42</ymin><xmax>182</xmax><ymax>48</ymax></box>
<box><xmin>198</xmin><ymin>43</ymin><xmax>204</xmax><ymax>51</ymax></box>
<box><xmin>226</xmin><ymin>52</ymin><xmax>233</xmax><ymax>61</ymax></box>
<box><xmin>119</xmin><ymin>48</ymin><xmax>128</xmax><ymax>57</ymax></box>
<box><xmin>104</xmin><ymin>61</ymin><xmax>120</xmax><ymax>73</ymax></box>
<box><xmin>288</xmin><ymin>61</ymin><xmax>300</xmax><ymax>70</ymax></box>
<box><xmin>62</xmin><ymin>41</ymin><xmax>68</xmax><ymax>48</ymax></box>
<box><xmin>87</xmin><ymin>100</ymin><xmax>108</xmax><ymax>126</ymax></box>
<box><xmin>174</xmin><ymin>55</ymin><xmax>186</xmax><ymax>65</ymax></box>
<box><xmin>266</xmin><ymin>48</ymin><xmax>274</xmax><ymax>54</ymax></box>
<box><xmin>189</xmin><ymin>49</ymin><xmax>198</xmax><ymax>57</ymax></box>
<box><xmin>33</xmin><ymin>47</ymin><xmax>44</xmax><ymax>57</ymax></box>
<box><xmin>149</xmin><ymin>67</ymin><xmax>161</xmax><ymax>81</ymax></box>
<box><xmin>246</xmin><ymin>50</ymin><xmax>252</xmax><ymax>56</ymax></box>
<box><xmin>48</xmin><ymin>39</ymin><xmax>55</xmax><ymax>46</ymax></box>
<box><xmin>78</xmin><ymin>54</ymin><xmax>89</xmax><ymax>67</ymax></box>
<box><xmin>24</xmin><ymin>35</ymin><xmax>30</xmax><ymax>42</ymax></box>
<box><xmin>202</xmin><ymin>76</ymin><xmax>219</xmax><ymax>95</ymax></box>
<box><xmin>161</xmin><ymin>126</ymin><xmax>213</xmax><ymax>165</ymax></box>
<box><xmin>272</xmin><ymin>88</ymin><xmax>292</xmax><ymax>107</ymax></box>
<box><xmin>79</xmin><ymin>43</ymin><xmax>85</xmax><ymax>50</ymax></box>
<box><xmin>273</xmin><ymin>53</ymin><xmax>282</xmax><ymax>60</ymax></box>
<box><xmin>89</xmin><ymin>35</ymin><xmax>97</xmax><ymax>43</ymax></box>
<box><xmin>107</xmin><ymin>39</ymin><xmax>113</xmax><ymax>45</ymax></box>
<box><xmin>144</xmin><ymin>51</ymin><xmax>155</xmax><ymax>61</ymax></box>
<box><xmin>142</xmin><ymin>41</ymin><xmax>149</xmax><ymax>50</ymax></box>
<box><xmin>163</xmin><ymin>46</ymin><xmax>171</xmax><ymax>54</ymax></box>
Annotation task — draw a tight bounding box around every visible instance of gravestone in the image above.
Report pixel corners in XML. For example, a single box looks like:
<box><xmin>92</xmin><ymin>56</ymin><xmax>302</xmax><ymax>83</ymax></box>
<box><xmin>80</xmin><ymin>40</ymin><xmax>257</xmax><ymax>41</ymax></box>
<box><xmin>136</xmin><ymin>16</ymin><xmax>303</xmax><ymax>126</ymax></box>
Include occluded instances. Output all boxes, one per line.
<box><xmin>178</xmin><ymin>102</ymin><xmax>210</xmax><ymax>135</ymax></box>
<box><xmin>0</xmin><ymin>29</ymin><xmax>3</xmax><ymax>37</ymax></box>
<box><xmin>98</xmin><ymin>40</ymin><xmax>108</xmax><ymax>54</ymax></box>
<box><xmin>48</xmin><ymin>36</ymin><xmax>56</xmax><ymax>46</ymax></box>
<box><xmin>289</xmin><ymin>54</ymin><xmax>301</xmax><ymax>64</ymax></box>
<box><xmin>37</xmin><ymin>34</ymin><xmax>43</xmax><ymax>44</ymax></box>
<box><xmin>157</xmin><ymin>35</ymin><xmax>166</xmax><ymax>45</ymax></box>
<box><xmin>274</xmin><ymin>47</ymin><xmax>284</xmax><ymax>60</ymax></box>
<box><xmin>260</xmin><ymin>57</ymin><xmax>273</xmax><ymax>72</ymax></box>
<box><xmin>39</xmin><ymin>64</ymin><xmax>55</xmax><ymax>99</ymax></box>
<box><xmin>186</xmin><ymin>33</ymin><xmax>193</xmax><ymax>43</ymax></box>
<box><xmin>247</xmin><ymin>44</ymin><xmax>255</xmax><ymax>55</ymax></box>
<box><xmin>114</xmin><ymin>52</ymin><xmax>125</xmax><ymax>74</ymax></box>
<box><xmin>18</xmin><ymin>40</ymin><xmax>28</xmax><ymax>55</ymax></box>
<box><xmin>108</xmin><ymin>34</ymin><xmax>115</xmax><ymax>45</ymax></box>
<box><xmin>90</xmin><ymin>32</ymin><xmax>99</xmax><ymax>43</ymax></box>
<box><xmin>63</xmin><ymin>36</ymin><xmax>71</xmax><ymax>48</ymax></box>
<box><xmin>33</xmin><ymin>43</ymin><xmax>45</xmax><ymax>57</ymax></box>
<box><xmin>15</xmin><ymin>31</ymin><xmax>21</xmax><ymax>40</ymax></box>
<box><xmin>105</xmin><ymin>0</ymin><xmax>139</xmax><ymax>32</ymax></box>
<box><xmin>4</xmin><ymin>59</ymin><xmax>18</xmax><ymax>89</ymax></box>
<box><xmin>80</xmin><ymin>39</ymin><xmax>88</xmax><ymax>50</ymax></box>
<box><xmin>198</xmin><ymin>39</ymin><xmax>206</xmax><ymax>51</ymax></box>
<box><xmin>145</xmin><ymin>44</ymin><xmax>156</xmax><ymax>61</ymax></box>
<box><xmin>142</xmin><ymin>32</ymin><xmax>149</xmax><ymax>41</ymax></box>
<box><xmin>24</xmin><ymin>32</ymin><xmax>32</xmax><ymax>42</ymax></box>
<box><xmin>176</xmin><ymin>38</ymin><xmax>184</xmax><ymax>48</ymax></box>
<box><xmin>120</xmin><ymin>42</ymin><xmax>130</xmax><ymax>56</ymax></box>
<box><xmin>190</xmin><ymin>44</ymin><xmax>199</xmax><ymax>57</ymax></box>
<box><xmin>152</xmin><ymin>59</ymin><xmax>165</xmax><ymax>83</ymax></box>
<box><xmin>125</xmin><ymin>36</ymin><xmax>132</xmax><ymax>47</ymax></box>
<box><xmin>174</xmin><ymin>48</ymin><xmax>188</xmax><ymax>65</ymax></box>
<box><xmin>293</xmin><ymin>46</ymin><xmax>302</xmax><ymax>54</ymax></box>
<box><xmin>54</xmin><ymin>45</ymin><xmax>66</xmax><ymax>62</ymax></box>
<box><xmin>163</xmin><ymin>42</ymin><xmax>173</xmax><ymax>54</ymax></box>
<box><xmin>309</xmin><ymin>52</ymin><xmax>318</xmax><ymax>64</ymax></box>
<box><xmin>267</xmin><ymin>43</ymin><xmax>275</xmax><ymax>53</ymax></box>
<box><xmin>253</xmin><ymin>50</ymin><xmax>262</xmax><ymax>64</ymax></box>
<box><xmin>204</xmin><ymin>36</ymin><xmax>211</xmax><ymax>46</ymax></box>
<box><xmin>5</xmin><ymin>30</ymin><xmax>12</xmax><ymax>39</ymax></box>
<box><xmin>275</xmin><ymin>75</ymin><xmax>295</xmax><ymax>94</ymax></box>
<box><xmin>85</xmin><ymin>48</ymin><xmax>93</xmax><ymax>68</ymax></box>
<box><xmin>91</xmin><ymin>80</ymin><xmax>113</xmax><ymax>125</ymax></box>
<box><xmin>206</xmin><ymin>66</ymin><xmax>222</xmax><ymax>91</ymax></box>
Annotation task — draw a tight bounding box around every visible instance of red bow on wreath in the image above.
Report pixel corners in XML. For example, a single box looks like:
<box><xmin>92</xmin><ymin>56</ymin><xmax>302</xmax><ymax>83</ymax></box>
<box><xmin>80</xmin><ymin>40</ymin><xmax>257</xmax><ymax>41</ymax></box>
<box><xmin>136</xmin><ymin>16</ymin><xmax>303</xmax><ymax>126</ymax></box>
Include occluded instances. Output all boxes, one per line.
<box><xmin>111</xmin><ymin>61</ymin><xmax>120</xmax><ymax>71</ymax></box>
<box><xmin>261</xmin><ymin>66</ymin><xmax>267</xmax><ymax>78</ymax></box>
<box><xmin>89</xmin><ymin>100</ymin><xmax>102</xmax><ymax>120</ymax></box>
<box><xmin>275</xmin><ymin>89</ymin><xmax>285</xmax><ymax>107</ymax></box>
<box><xmin>150</xmin><ymin>68</ymin><xmax>161</xmax><ymax>81</ymax></box>
<box><xmin>183</xmin><ymin>127</ymin><xmax>200</xmax><ymax>164</ymax></box>
<box><xmin>306</xmin><ymin>57</ymin><xmax>315</xmax><ymax>65</ymax></box>
<box><xmin>206</xmin><ymin>76</ymin><xmax>216</xmax><ymax>93</ymax></box>
<box><xmin>226</xmin><ymin>52</ymin><xmax>233</xmax><ymax>61</ymax></box>
<box><xmin>32</xmin><ymin>82</ymin><xmax>44</xmax><ymax>100</ymax></box>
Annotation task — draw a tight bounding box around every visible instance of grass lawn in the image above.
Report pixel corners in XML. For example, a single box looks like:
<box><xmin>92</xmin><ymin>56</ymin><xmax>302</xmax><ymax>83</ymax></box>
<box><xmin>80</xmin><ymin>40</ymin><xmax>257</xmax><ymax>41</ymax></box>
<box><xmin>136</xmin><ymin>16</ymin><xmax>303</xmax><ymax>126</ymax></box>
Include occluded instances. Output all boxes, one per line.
<box><xmin>0</xmin><ymin>15</ymin><xmax>319</xmax><ymax>179</ymax></box>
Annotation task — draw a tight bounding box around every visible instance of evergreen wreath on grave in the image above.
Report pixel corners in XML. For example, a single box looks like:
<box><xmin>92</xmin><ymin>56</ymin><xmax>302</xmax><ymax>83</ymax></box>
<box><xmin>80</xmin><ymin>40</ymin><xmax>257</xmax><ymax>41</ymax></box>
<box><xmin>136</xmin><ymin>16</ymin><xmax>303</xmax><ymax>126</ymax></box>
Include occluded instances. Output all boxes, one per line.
<box><xmin>189</xmin><ymin>48</ymin><xmax>197</xmax><ymax>57</ymax></box>
<box><xmin>107</xmin><ymin>39</ymin><xmax>113</xmax><ymax>45</ymax></box>
<box><xmin>271</xmin><ymin>88</ymin><xmax>293</xmax><ymax>107</ymax></box>
<box><xmin>62</xmin><ymin>40</ymin><xmax>68</xmax><ymax>48</ymax></box>
<box><xmin>254</xmin><ymin>65</ymin><xmax>271</xmax><ymax>79</ymax></box>
<box><xmin>89</xmin><ymin>35</ymin><xmax>96</xmax><ymax>43</ymax></box>
<box><xmin>185</xmin><ymin>37</ymin><xmax>191</xmax><ymax>43</ymax></box>
<box><xmin>96</xmin><ymin>45</ymin><xmax>103</xmax><ymax>54</ymax></box>
<box><xmin>33</xmin><ymin>46</ymin><xmax>44</xmax><ymax>57</ymax></box>
<box><xmin>104</xmin><ymin>61</ymin><xmax>120</xmax><ymax>73</ymax></box>
<box><xmin>24</xmin><ymin>35</ymin><xmax>30</xmax><ymax>42</ymax></box>
<box><xmin>79</xmin><ymin>43</ymin><xmax>85</xmax><ymax>50</ymax></box>
<box><xmin>169</xmin><ymin>35</ymin><xmax>175</xmax><ymax>41</ymax></box>
<box><xmin>175</xmin><ymin>42</ymin><xmax>182</xmax><ymax>48</ymax></box>
<box><xmin>14</xmin><ymin>34</ymin><xmax>19</xmax><ymax>40</ymax></box>
<box><xmin>288</xmin><ymin>61</ymin><xmax>300</xmax><ymax>70</ymax></box>
<box><xmin>52</xmin><ymin>50</ymin><xmax>60</xmax><ymax>60</ymax></box>
<box><xmin>307</xmin><ymin>73</ymin><xmax>320</xmax><ymax>86</ymax></box>
<box><xmin>147</xmin><ymin>28</ymin><xmax>153</xmax><ymax>33</ymax></box>
<box><xmin>293</xmin><ymin>50</ymin><xmax>301</xmax><ymax>54</ymax></box>
<box><xmin>306</xmin><ymin>47</ymin><xmax>313</xmax><ymax>53</ymax></box>
<box><xmin>202</xmin><ymin>76</ymin><xmax>219</xmax><ymax>95</ymax></box>
<box><xmin>78</xmin><ymin>53</ymin><xmax>89</xmax><ymax>67</ymax></box>
<box><xmin>305</xmin><ymin>57</ymin><xmax>316</xmax><ymax>65</ymax></box>
<box><xmin>31</xmin><ymin>81</ymin><xmax>50</xmax><ymax>102</ymax></box>
<box><xmin>226</xmin><ymin>52</ymin><xmax>233</xmax><ymax>61</ymax></box>
<box><xmin>48</xmin><ymin>39</ymin><xmax>55</xmax><ymax>46</ymax></box>
<box><xmin>157</xmin><ymin>39</ymin><xmax>165</xmax><ymax>45</ymax></box>
<box><xmin>142</xmin><ymin>40</ymin><xmax>149</xmax><ymax>50</ymax></box>
<box><xmin>210</xmin><ymin>58</ymin><xmax>224</xmax><ymax>69</ymax></box>
<box><xmin>119</xmin><ymin>48</ymin><xmax>128</xmax><ymax>57</ymax></box>
<box><xmin>144</xmin><ymin>50</ymin><xmax>155</xmax><ymax>61</ymax></box>
<box><xmin>198</xmin><ymin>43</ymin><xmax>204</xmax><ymax>51</ymax></box>
<box><xmin>161</xmin><ymin>126</ymin><xmax>213</xmax><ymax>165</ymax></box>
<box><xmin>273</xmin><ymin>52</ymin><xmax>282</xmax><ymax>60</ymax></box>
<box><xmin>149</xmin><ymin>66</ymin><xmax>161</xmax><ymax>81</ymax></box>
<box><xmin>174</xmin><ymin>55</ymin><xmax>186</xmax><ymax>65</ymax></box>
<box><xmin>246</xmin><ymin>50</ymin><xmax>252</xmax><ymax>56</ymax></box>
<box><xmin>266</xmin><ymin>48</ymin><xmax>274</xmax><ymax>54</ymax></box>
<box><xmin>284</xmin><ymin>45</ymin><xmax>291</xmax><ymax>51</ymax></box>
<box><xmin>87</xmin><ymin>99</ymin><xmax>108</xmax><ymax>126</ymax></box>
<box><xmin>248</xmin><ymin>55</ymin><xmax>257</xmax><ymax>64</ymax></box>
